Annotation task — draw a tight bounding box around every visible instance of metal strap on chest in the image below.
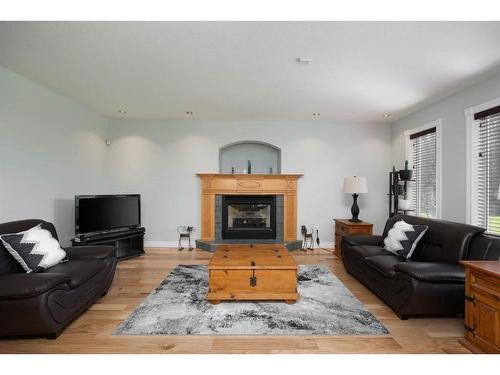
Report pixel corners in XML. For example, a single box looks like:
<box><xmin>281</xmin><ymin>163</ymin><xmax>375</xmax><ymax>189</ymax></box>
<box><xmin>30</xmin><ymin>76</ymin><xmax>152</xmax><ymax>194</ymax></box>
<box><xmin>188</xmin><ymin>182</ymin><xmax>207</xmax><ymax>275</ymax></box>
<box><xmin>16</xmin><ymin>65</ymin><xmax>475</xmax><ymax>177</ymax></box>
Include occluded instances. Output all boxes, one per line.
<box><xmin>250</xmin><ymin>261</ymin><xmax>257</xmax><ymax>287</ymax></box>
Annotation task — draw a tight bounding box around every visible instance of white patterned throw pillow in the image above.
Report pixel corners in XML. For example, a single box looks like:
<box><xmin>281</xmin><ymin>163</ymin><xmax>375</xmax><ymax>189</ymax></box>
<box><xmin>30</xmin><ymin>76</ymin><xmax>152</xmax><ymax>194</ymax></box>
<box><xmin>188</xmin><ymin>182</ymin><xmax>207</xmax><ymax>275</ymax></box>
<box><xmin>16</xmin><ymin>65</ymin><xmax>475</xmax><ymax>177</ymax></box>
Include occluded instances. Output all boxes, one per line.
<box><xmin>383</xmin><ymin>220</ymin><xmax>428</xmax><ymax>259</ymax></box>
<box><xmin>0</xmin><ymin>224</ymin><xmax>67</xmax><ymax>273</ymax></box>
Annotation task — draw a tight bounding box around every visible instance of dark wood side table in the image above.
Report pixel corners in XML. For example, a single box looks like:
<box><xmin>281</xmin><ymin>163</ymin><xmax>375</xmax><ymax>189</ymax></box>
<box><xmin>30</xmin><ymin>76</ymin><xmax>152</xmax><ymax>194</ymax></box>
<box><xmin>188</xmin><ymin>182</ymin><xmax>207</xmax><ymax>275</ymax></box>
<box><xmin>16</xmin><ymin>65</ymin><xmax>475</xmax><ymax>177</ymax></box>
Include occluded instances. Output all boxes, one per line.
<box><xmin>334</xmin><ymin>219</ymin><xmax>373</xmax><ymax>259</ymax></box>
<box><xmin>459</xmin><ymin>261</ymin><xmax>500</xmax><ymax>354</ymax></box>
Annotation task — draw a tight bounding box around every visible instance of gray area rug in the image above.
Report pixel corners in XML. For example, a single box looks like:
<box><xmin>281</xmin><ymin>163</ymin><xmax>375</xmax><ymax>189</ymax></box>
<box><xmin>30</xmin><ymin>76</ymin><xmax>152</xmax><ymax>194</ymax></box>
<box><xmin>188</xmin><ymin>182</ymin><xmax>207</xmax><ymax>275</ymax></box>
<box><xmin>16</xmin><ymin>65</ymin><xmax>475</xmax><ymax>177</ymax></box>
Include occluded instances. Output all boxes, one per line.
<box><xmin>114</xmin><ymin>264</ymin><xmax>388</xmax><ymax>336</ymax></box>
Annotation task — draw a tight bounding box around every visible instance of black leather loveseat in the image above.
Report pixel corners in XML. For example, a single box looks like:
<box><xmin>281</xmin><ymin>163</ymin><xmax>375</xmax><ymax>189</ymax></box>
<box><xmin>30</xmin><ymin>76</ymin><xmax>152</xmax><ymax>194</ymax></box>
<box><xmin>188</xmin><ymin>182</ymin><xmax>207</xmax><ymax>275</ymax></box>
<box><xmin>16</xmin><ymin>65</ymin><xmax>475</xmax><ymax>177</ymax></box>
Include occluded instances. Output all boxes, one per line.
<box><xmin>0</xmin><ymin>219</ymin><xmax>117</xmax><ymax>338</ymax></box>
<box><xmin>342</xmin><ymin>214</ymin><xmax>500</xmax><ymax>319</ymax></box>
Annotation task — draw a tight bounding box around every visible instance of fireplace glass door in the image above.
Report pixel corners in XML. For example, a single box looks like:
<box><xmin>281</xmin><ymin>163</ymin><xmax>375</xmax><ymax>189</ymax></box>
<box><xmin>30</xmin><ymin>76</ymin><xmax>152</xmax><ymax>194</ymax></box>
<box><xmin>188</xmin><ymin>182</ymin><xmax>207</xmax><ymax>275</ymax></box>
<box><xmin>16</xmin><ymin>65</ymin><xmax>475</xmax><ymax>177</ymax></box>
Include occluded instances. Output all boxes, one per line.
<box><xmin>221</xmin><ymin>195</ymin><xmax>276</xmax><ymax>239</ymax></box>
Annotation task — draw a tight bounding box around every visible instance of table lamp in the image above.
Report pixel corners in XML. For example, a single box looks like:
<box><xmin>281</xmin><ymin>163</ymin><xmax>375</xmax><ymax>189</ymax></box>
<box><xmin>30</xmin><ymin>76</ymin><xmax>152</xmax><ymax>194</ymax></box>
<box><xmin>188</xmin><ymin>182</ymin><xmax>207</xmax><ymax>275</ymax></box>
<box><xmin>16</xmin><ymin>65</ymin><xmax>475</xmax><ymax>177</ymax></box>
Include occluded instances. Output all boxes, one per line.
<box><xmin>343</xmin><ymin>176</ymin><xmax>368</xmax><ymax>222</ymax></box>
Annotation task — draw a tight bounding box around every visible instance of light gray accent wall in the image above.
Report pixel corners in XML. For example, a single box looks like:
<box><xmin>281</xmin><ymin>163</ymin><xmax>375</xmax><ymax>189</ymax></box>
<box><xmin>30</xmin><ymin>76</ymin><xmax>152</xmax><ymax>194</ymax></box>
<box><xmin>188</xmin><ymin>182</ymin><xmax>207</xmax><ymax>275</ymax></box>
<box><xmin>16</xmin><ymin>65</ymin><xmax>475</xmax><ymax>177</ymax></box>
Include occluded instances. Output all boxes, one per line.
<box><xmin>219</xmin><ymin>141</ymin><xmax>281</xmax><ymax>174</ymax></box>
<box><xmin>0</xmin><ymin>67</ymin><xmax>109</xmax><ymax>245</ymax></box>
<box><xmin>391</xmin><ymin>72</ymin><xmax>500</xmax><ymax>223</ymax></box>
<box><xmin>106</xmin><ymin>119</ymin><xmax>392</xmax><ymax>243</ymax></box>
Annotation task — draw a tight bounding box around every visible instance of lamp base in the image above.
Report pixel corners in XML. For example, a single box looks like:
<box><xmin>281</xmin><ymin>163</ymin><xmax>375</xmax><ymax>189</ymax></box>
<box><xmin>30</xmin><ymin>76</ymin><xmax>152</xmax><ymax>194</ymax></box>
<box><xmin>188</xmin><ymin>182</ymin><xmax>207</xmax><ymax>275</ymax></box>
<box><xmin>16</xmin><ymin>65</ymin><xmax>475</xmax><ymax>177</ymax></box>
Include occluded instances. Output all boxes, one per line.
<box><xmin>349</xmin><ymin>193</ymin><xmax>362</xmax><ymax>222</ymax></box>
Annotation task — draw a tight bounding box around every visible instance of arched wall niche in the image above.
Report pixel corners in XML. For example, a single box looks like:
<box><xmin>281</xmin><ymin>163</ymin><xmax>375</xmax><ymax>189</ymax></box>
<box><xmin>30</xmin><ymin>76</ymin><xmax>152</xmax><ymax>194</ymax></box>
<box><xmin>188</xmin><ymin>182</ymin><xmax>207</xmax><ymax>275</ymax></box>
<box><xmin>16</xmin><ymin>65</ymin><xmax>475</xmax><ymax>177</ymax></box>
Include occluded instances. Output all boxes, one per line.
<box><xmin>219</xmin><ymin>140</ymin><xmax>281</xmax><ymax>174</ymax></box>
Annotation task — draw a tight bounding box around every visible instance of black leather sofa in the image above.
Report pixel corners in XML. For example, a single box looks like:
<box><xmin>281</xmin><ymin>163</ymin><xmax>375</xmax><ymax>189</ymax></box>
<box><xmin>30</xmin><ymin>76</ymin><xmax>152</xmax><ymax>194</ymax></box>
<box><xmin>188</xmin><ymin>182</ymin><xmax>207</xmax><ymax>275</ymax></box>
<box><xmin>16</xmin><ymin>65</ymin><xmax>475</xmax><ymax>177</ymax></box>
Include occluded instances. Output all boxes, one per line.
<box><xmin>342</xmin><ymin>214</ymin><xmax>500</xmax><ymax>319</ymax></box>
<box><xmin>0</xmin><ymin>219</ymin><xmax>117</xmax><ymax>338</ymax></box>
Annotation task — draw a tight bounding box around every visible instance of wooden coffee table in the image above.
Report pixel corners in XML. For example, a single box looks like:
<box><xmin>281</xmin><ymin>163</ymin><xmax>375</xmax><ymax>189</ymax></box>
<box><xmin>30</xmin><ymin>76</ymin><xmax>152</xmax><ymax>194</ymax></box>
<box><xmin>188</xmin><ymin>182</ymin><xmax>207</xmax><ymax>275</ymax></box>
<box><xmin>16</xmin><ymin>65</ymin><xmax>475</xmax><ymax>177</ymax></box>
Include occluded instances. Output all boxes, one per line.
<box><xmin>207</xmin><ymin>244</ymin><xmax>299</xmax><ymax>304</ymax></box>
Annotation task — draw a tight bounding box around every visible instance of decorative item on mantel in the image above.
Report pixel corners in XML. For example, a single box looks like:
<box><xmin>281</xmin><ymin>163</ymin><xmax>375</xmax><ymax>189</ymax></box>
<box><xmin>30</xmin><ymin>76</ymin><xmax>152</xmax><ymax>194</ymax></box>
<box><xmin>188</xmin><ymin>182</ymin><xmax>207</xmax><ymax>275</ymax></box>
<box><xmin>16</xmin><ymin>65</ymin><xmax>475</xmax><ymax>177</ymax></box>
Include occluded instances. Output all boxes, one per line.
<box><xmin>247</xmin><ymin>160</ymin><xmax>252</xmax><ymax>174</ymax></box>
<box><xmin>343</xmin><ymin>176</ymin><xmax>368</xmax><ymax>222</ymax></box>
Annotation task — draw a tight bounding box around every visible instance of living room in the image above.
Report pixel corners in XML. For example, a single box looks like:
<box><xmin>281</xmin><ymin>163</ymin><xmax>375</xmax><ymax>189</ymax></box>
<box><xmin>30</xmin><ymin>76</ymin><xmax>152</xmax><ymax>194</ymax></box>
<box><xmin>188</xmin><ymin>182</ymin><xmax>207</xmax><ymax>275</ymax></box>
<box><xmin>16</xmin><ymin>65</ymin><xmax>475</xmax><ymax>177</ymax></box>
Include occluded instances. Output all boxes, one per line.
<box><xmin>1</xmin><ymin>1</ymin><xmax>499</xmax><ymax>372</ymax></box>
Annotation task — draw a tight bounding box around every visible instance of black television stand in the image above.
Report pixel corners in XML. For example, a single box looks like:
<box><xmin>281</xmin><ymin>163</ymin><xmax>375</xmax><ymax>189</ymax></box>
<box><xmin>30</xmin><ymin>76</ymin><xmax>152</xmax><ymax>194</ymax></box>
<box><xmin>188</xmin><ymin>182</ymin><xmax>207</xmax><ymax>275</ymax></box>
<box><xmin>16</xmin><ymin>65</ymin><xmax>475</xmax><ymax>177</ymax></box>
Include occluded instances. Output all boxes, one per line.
<box><xmin>71</xmin><ymin>227</ymin><xmax>145</xmax><ymax>261</ymax></box>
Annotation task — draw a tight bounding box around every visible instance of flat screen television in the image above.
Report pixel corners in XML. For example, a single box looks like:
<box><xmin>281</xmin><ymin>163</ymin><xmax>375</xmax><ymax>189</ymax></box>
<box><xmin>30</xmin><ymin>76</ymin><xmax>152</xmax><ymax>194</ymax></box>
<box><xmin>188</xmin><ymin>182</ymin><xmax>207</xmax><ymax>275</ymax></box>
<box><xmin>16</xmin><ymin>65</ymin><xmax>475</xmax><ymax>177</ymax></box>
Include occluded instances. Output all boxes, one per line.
<box><xmin>75</xmin><ymin>194</ymin><xmax>141</xmax><ymax>235</ymax></box>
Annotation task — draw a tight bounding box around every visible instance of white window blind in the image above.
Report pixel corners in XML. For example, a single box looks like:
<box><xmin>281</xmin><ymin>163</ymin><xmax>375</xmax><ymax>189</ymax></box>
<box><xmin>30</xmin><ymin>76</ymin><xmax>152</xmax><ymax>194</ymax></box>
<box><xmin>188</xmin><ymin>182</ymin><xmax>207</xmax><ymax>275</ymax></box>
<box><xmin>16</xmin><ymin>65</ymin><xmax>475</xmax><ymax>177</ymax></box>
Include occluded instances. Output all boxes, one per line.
<box><xmin>410</xmin><ymin>127</ymin><xmax>437</xmax><ymax>218</ymax></box>
<box><xmin>473</xmin><ymin>105</ymin><xmax>500</xmax><ymax>235</ymax></box>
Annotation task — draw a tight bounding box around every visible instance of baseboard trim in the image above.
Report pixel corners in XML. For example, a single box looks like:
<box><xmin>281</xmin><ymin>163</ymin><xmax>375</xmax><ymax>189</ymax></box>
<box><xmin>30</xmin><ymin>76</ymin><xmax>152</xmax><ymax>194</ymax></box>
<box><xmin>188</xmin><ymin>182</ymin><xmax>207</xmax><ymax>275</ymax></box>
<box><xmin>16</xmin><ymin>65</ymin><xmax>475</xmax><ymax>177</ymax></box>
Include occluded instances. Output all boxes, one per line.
<box><xmin>145</xmin><ymin>240</ymin><xmax>334</xmax><ymax>249</ymax></box>
<box><xmin>318</xmin><ymin>242</ymin><xmax>334</xmax><ymax>248</ymax></box>
<box><xmin>145</xmin><ymin>241</ymin><xmax>179</xmax><ymax>248</ymax></box>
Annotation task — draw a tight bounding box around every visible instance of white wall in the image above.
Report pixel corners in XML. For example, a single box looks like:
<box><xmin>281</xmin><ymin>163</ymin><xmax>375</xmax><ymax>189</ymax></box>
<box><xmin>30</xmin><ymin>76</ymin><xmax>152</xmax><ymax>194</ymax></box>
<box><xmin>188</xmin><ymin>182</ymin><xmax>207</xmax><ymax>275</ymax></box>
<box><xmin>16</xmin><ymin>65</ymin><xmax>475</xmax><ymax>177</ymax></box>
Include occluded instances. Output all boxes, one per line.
<box><xmin>0</xmin><ymin>67</ymin><xmax>109</xmax><ymax>245</ymax></box>
<box><xmin>0</xmin><ymin>66</ymin><xmax>392</xmax><ymax>247</ymax></box>
<box><xmin>107</xmin><ymin>119</ymin><xmax>392</xmax><ymax>245</ymax></box>
<box><xmin>391</xmin><ymin>72</ymin><xmax>500</xmax><ymax>223</ymax></box>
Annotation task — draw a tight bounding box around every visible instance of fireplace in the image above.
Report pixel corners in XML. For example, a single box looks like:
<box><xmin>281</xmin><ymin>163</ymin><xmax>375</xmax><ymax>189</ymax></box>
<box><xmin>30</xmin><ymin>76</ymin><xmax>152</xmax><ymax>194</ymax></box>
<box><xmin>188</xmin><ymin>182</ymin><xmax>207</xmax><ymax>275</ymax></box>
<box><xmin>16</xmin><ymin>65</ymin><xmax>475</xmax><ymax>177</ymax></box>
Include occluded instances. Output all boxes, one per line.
<box><xmin>221</xmin><ymin>195</ymin><xmax>276</xmax><ymax>240</ymax></box>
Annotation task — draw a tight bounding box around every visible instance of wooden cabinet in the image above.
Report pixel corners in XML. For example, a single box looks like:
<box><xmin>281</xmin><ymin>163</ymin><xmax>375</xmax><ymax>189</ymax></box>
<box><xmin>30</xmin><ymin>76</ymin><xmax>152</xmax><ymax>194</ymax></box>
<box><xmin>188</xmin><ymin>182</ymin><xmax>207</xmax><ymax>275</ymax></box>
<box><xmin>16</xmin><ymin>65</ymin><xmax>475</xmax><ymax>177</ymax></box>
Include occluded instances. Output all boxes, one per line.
<box><xmin>334</xmin><ymin>219</ymin><xmax>373</xmax><ymax>258</ymax></box>
<box><xmin>459</xmin><ymin>261</ymin><xmax>500</xmax><ymax>354</ymax></box>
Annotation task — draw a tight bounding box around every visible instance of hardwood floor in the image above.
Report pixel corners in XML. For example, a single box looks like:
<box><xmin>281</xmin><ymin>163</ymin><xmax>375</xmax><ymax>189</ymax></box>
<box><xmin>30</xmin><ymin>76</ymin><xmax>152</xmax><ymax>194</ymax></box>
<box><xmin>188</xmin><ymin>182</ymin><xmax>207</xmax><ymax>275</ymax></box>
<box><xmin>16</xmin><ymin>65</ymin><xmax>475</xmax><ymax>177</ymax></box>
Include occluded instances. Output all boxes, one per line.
<box><xmin>0</xmin><ymin>248</ymin><xmax>471</xmax><ymax>354</ymax></box>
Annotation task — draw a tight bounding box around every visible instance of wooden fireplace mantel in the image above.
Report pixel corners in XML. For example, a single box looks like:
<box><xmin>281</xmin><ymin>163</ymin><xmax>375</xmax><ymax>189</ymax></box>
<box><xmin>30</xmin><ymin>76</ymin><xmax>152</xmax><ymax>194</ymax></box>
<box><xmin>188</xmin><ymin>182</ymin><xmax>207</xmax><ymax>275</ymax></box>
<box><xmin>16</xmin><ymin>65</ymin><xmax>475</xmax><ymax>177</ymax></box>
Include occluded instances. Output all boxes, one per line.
<box><xmin>196</xmin><ymin>173</ymin><xmax>303</xmax><ymax>241</ymax></box>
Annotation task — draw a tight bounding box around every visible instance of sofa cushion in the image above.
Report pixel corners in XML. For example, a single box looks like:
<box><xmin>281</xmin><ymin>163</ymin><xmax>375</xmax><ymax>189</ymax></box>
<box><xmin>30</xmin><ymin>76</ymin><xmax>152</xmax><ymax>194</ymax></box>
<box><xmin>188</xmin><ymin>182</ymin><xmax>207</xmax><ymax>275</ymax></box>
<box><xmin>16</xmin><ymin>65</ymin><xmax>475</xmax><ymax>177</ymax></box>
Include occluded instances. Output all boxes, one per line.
<box><xmin>394</xmin><ymin>262</ymin><xmax>465</xmax><ymax>283</ymax></box>
<box><xmin>0</xmin><ymin>220</ymin><xmax>59</xmax><ymax>275</ymax></box>
<box><xmin>364</xmin><ymin>254</ymin><xmax>406</xmax><ymax>278</ymax></box>
<box><xmin>383</xmin><ymin>220</ymin><xmax>428</xmax><ymax>259</ymax></box>
<box><xmin>0</xmin><ymin>219</ymin><xmax>58</xmax><ymax>240</ymax></box>
<box><xmin>0</xmin><ymin>273</ymin><xmax>71</xmax><ymax>299</ymax></box>
<box><xmin>44</xmin><ymin>259</ymin><xmax>105</xmax><ymax>288</ymax></box>
<box><xmin>63</xmin><ymin>245</ymin><xmax>116</xmax><ymax>260</ymax></box>
<box><xmin>0</xmin><ymin>224</ymin><xmax>67</xmax><ymax>273</ymax></box>
<box><xmin>342</xmin><ymin>235</ymin><xmax>384</xmax><ymax>247</ymax></box>
<box><xmin>348</xmin><ymin>245</ymin><xmax>388</xmax><ymax>260</ymax></box>
<box><xmin>0</xmin><ymin>244</ymin><xmax>23</xmax><ymax>274</ymax></box>
<box><xmin>468</xmin><ymin>234</ymin><xmax>500</xmax><ymax>260</ymax></box>
<box><xmin>382</xmin><ymin>214</ymin><xmax>484</xmax><ymax>263</ymax></box>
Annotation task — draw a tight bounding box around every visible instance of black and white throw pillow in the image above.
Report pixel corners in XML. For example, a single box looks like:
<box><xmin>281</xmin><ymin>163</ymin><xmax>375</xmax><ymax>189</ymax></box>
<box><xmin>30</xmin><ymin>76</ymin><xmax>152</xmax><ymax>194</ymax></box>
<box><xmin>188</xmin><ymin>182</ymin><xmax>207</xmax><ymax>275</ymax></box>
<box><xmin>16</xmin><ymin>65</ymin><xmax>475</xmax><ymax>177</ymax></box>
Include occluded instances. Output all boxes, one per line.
<box><xmin>0</xmin><ymin>224</ymin><xmax>66</xmax><ymax>273</ymax></box>
<box><xmin>383</xmin><ymin>220</ymin><xmax>428</xmax><ymax>259</ymax></box>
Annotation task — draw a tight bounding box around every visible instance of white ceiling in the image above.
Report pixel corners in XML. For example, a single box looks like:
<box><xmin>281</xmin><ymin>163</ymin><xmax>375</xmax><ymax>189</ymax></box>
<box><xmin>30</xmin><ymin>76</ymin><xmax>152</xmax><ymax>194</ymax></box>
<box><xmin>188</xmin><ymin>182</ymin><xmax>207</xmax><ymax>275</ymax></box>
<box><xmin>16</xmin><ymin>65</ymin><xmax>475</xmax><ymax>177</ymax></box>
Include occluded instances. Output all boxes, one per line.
<box><xmin>1</xmin><ymin>21</ymin><xmax>500</xmax><ymax>123</ymax></box>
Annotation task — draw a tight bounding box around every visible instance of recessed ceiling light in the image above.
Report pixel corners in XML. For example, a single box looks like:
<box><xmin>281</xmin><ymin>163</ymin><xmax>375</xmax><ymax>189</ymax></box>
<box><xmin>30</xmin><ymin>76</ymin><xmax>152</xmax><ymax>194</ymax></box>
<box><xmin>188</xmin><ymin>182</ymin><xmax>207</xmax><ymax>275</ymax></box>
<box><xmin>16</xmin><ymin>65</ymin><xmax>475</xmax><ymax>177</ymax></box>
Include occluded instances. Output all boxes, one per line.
<box><xmin>312</xmin><ymin>112</ymin><xmax>320</xmax><ymax>117</ymax></box>
<box><xmin>297</xmin><ymin>57</ymin><xmax>312</xmax><ymax>64</ymax></box>
<box><xmin>382</xmin><ymin>113</ymin><xmax>391</xmax><ymax>118</ymax></box>
<box><xmin>186</xmin><ymin>111</ymin><xmax>194</xmax><ymax>115</ymax></box>
<box><xmin>117</xmin><ymin>109</ymin><xmax>127</xmax><ymax>114</ymax></box>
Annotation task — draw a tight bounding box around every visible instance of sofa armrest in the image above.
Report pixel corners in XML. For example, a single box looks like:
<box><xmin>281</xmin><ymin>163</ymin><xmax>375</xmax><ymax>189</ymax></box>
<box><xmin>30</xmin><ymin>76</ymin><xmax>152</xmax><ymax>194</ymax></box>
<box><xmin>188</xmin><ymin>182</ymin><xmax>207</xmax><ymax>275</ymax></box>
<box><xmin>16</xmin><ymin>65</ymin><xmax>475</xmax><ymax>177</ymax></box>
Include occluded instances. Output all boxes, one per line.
<box><xmin>63</xmin><ymin>245</ymin><xmax>116</xmax><ymax>260</ymax></box>
<box><xmin>342</xmin><ymin>235</ymin><xmax>384</xmax><ymax>247</ymax></box>
<box><xmin>394</xmin><ymin>262</ymin><xmax>465</xmax><ymax>283</ymax></box>
<box><xmin>0</xmin><ymin>273</ymin><xmax>70</xmax><ymax>300</ymax></box>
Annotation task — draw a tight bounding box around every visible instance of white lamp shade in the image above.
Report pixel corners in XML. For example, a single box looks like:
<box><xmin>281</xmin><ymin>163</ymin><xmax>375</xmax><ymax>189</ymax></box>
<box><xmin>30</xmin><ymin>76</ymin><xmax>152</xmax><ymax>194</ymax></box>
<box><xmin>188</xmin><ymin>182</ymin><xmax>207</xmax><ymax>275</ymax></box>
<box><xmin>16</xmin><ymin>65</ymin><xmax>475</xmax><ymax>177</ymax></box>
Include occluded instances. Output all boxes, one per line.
<box><xmin>343</xmin><ymin>176</ymin><xmax>368</xmax><ymax>194</ymax></box>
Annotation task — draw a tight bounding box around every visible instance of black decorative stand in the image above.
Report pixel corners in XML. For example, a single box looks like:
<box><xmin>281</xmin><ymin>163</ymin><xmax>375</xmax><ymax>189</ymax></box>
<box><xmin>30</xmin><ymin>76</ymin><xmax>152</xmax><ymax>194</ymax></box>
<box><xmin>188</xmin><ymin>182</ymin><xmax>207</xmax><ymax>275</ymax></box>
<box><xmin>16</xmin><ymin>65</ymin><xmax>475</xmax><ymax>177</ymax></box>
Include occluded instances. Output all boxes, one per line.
<box><xmin>388</xmin><ymin>168</ymin><xmax>415</xmax><ymax>217</ymax></box>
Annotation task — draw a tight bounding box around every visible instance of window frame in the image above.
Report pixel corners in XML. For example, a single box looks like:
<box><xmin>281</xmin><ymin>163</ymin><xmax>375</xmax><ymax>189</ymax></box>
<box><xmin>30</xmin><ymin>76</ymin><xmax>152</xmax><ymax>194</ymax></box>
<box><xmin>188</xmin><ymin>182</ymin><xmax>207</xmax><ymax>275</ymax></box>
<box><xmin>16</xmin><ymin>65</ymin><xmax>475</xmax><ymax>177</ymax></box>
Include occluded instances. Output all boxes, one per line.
<box><xmin>404</xmin><ymin>119</ymin><xmax>442</xmax><ymax>219</ymax></box>
<box><xmin>465</xmin><ymin>96</ymin><xmax>500</xmax><ymax>228</ymax></box>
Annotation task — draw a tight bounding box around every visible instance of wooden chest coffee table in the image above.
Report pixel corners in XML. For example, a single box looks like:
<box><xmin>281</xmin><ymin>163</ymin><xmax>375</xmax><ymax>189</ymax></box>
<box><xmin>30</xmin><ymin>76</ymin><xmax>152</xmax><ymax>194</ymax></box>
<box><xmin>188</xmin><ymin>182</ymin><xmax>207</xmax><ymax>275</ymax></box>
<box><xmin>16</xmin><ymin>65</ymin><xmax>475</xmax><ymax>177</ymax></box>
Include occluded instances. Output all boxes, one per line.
<box><xmin>207</xmin><ymin>244</ymin><xmax>299</xmax><ymax>304</ymax></box>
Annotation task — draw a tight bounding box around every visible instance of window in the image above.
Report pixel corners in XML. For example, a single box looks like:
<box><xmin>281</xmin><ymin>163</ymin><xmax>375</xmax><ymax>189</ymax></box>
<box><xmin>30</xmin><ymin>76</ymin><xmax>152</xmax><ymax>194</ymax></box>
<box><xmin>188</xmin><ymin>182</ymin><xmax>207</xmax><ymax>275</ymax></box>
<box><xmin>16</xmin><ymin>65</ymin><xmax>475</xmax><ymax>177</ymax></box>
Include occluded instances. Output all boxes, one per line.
<box><xmin>467</xmin><ymin>101</ymin><xmax>500</xmax><ymax>235</ymax></box>
<box><xmin>405</xmin><ymin>120</ymin><xmax>442</xmax><ymax>219</ymax></box>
